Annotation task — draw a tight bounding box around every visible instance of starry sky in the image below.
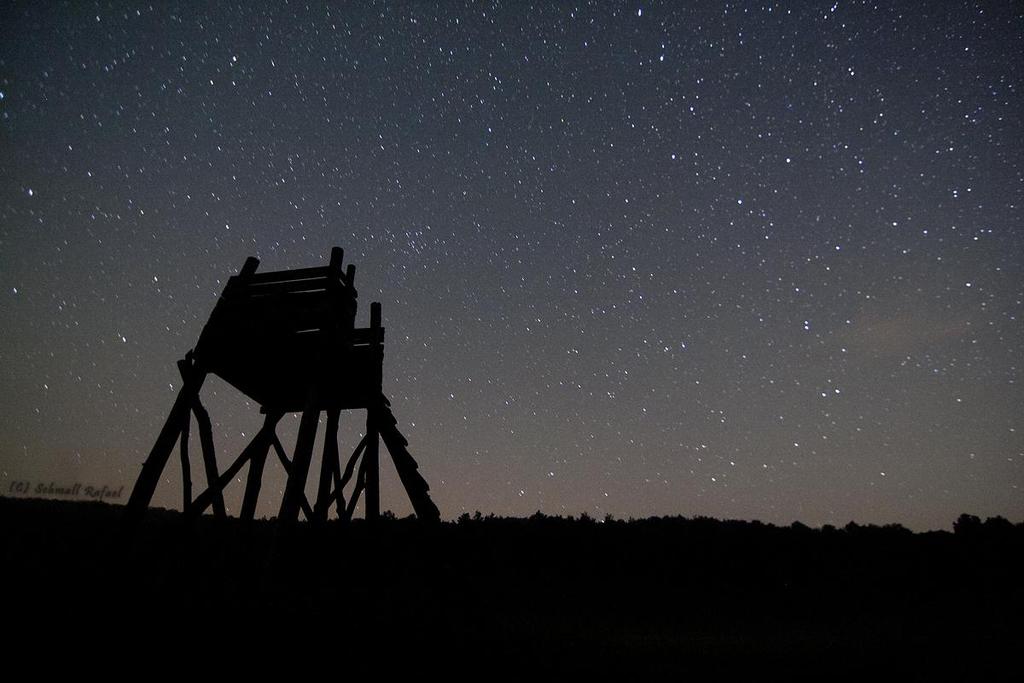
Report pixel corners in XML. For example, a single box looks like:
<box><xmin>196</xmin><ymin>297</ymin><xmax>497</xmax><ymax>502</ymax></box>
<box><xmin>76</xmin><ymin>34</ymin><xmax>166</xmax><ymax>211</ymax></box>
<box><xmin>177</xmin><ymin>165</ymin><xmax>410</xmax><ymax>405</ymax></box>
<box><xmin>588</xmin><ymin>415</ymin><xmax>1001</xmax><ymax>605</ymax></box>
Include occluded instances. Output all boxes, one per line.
<box><xmin>1</xmin><ymin>1</ymin><xmax>1021</xmax><ymax>530</ymax></box>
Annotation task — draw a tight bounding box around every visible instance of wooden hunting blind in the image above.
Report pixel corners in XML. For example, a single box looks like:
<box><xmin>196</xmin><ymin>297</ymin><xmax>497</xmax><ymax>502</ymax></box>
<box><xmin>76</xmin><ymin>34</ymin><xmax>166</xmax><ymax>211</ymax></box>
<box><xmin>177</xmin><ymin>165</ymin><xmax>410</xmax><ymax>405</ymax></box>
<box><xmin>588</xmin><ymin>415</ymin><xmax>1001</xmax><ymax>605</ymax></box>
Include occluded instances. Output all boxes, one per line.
<box><xmin>124</xmin><ymin>247</ymin><xmax>440</xmax><ymax>525</ymax></box>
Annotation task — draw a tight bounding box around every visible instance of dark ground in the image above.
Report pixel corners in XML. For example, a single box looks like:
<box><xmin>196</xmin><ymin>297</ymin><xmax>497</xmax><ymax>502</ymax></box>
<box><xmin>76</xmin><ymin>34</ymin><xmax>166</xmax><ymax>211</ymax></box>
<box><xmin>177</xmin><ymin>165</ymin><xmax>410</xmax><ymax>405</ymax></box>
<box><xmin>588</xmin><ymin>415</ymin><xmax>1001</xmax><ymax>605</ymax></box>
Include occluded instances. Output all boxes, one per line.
<box><xmin>2</xmin><ymin>496</ymin><xmax>1020</xmax><ymax>677</ymax></box>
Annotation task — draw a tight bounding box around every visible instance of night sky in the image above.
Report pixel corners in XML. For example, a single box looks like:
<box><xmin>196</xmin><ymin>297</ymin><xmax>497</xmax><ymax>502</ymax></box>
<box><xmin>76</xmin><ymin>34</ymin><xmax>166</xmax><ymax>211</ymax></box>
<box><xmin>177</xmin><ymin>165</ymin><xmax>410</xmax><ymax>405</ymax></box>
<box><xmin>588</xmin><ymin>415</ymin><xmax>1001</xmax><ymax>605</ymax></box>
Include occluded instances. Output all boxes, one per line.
<box><xmin>1</xmin><ymin>1</ymin><xmax>1021</xmax><ymax>530</ymax></box>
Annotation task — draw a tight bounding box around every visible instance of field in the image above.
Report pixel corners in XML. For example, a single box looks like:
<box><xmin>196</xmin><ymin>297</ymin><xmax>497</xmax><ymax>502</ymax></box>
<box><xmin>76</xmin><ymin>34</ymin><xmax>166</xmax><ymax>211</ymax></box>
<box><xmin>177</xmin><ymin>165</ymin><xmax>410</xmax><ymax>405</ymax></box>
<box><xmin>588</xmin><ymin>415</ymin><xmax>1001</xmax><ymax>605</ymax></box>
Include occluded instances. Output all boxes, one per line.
<box><xmin>2</xmin><ymin>496</ymin><xmax>1020</xmax><ymax>676</ymax></box>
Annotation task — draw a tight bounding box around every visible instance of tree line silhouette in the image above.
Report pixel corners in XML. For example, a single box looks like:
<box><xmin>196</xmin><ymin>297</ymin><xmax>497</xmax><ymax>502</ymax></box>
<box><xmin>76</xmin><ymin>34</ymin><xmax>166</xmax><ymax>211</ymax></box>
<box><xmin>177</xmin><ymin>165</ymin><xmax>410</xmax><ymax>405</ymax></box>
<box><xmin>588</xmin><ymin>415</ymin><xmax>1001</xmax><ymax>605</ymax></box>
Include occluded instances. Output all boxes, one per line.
<box><xmin>2</xmin><ymin>496</ymin><xmax>1019</xmax><ymax>675</ymax></box>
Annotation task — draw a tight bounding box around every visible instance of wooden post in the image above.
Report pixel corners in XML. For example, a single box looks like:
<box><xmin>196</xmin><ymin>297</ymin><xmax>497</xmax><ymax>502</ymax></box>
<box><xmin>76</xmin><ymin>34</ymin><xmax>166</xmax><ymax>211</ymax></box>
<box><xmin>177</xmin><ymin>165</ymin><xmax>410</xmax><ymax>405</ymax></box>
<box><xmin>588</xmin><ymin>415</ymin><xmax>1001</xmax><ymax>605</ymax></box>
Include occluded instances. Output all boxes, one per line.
<box><xmin>222</xmin><ymin>256</ymin><xmax>260</xmax><ymax>301</ymax></box>
<box><xmin>124</xmin><ymin>355</ymin><xmax>206</xmax><ymax>527</ymax></box>
<box><xmin>370</xmin><ymin>303</ymin><xmax>382</xmax><ymax>367</ymax></box>
<box><xmin>365</xmin><ymin>302</ymin><xmax>383</xmax><ymax>522</ymax></box>
<box><xmin>192</xmin><ymin>396</ymin><xmax>226</xmax><ymax>519</ymax></box>
<box><xmin>239</xmin><ymin>256</ymin><xmax>260</xmax><ymax>277</ymax></box>
<box><xmin>187</xmin><ymin>430</ymin><xmax>270</xmax><ymax>518</ymax></box>
<box><xmin>270</xmin><ymin>435</ymin><xmax>315</xmax><ymax>521</ymax></box>
<box><xmin>331</xmin><ymin>450</ymin><xmax>346</xmax><ymax>519</ymax></box>
<box><xmin>364</xmin><ymin>410</ymin><xmax>380</xmax><ymax>522</ymax></box>
<box><xmin>279</xmin><ymin>396</ymin><xmax>319</xmax><ymax>524</ymax></box>
<box><xmin>329</xmin><ymin>247</ymin><xmax>344</xmax><ymax>272</ymax></box>
<box><xmin>179</xmin><ymin>399</ymin><xmax>192</xmax><ymax>513</ymax></box>
<box><xmin>315</xmin><ymin>409</ymin><xmax>341</xmax><ymax>522</ymax></box>
<box><xmin>239</xmin><ymin>411</ymin><xmax>283</xmax><ymax>521</ymax></box>
<box><xmin>378</xmin><ymin>404</ymin><xmax>441</xmax><ymax>522</ymax></box>
<box><xmin>345</xmin><ymin>453</ymin><xmax>368</xmax><ymax>521</ymax></box>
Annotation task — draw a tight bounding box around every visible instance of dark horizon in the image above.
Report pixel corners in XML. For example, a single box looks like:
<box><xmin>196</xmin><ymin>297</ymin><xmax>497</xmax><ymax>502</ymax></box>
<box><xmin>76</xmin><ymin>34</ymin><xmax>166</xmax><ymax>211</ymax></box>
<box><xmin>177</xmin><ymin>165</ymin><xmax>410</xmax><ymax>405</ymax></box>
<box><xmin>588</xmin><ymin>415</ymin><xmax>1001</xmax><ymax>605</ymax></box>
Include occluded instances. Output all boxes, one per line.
<box><xmin>1</xmin><ymin>489</ymin><xmax>1017</xmax><ymax>534</ymax></box>
<box><xmin>6</xmin><ymin>490</ymin><xmax>1024</xmax><ymax>532</ymax></box>
<box><xmin>1</xmin><ymin>2</ymin><xmax>1022</xmax><ymax>531</ymax></box>
<box><xmin>2</xmin><ymin>494</ymin><xmax>1021</xmax><ymax>675</ymax></box>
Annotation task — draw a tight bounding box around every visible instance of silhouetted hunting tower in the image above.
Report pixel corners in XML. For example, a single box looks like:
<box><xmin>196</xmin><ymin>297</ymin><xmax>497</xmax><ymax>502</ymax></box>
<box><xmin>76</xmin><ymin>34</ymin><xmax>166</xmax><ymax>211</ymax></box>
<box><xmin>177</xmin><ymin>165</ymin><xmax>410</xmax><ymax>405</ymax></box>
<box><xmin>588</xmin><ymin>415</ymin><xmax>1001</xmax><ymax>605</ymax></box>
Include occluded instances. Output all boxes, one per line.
<box><xmin>124</xmin><ymin>247</ymin><xmax>440</xmax><ymax>525</ymax></box>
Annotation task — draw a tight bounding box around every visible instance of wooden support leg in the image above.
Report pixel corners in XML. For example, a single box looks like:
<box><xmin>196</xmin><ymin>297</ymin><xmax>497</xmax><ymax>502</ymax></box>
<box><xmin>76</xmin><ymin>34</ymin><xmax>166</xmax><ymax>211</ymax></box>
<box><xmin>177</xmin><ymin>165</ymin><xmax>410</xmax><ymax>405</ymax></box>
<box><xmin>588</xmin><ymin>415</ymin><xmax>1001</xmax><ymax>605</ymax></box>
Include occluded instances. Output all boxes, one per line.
<box><xmin>240</xmin><ymin>411</ymin><xmax>283</xmax><ymax>521</ymax></box>
<box><xmin>345</xmin><ymin>452</ymin><xmax>369</xmax><ymax>521</ymax></box>
<box><xmin>326</xmin><ymin>434</ymin><xmax>367</xmax><ymax>519</ymax></box>
<box><xmin>365</xmin><ymin>407</ymin><xmax>380</xmax><ymax>522</ymax></box>
<box><xmin>379</xmin><ymin>421</ymin><xmax>441</xmax><ymax>522</ymax></box>
<box><xmin>124</xmin><ymin>356</ymin><xmax>206</xmax><ymax>526</ymax></box>
<box><xmin>314</xmin><ymin>409</ymin><xmax>341</xmax><ymax>522</ymax></box>
<box><xmin>188</xmin><ymin>427</ymin><xmax>273</xmax><ymax>518</ymax></box>
<box><xmin>331</xmin><ymin>447</ymin><xmax>346</xmax><ymax>520</ymax></box>
<box><xmin>188</xmin><ymin>421</ymin><xmax>282</xmax><ymax>518</ymax></box>
<box><xmin>339</xmin><ymin>435</ymin><xmax>367</xmax><ymax>489</ymax></box>
<box><xmin>279</xmin><ymin>399</ymin><xmax>320</xmax><ymax>524</ymax></box>
<box><xmin>270</xmin><ymin>436</ymin><xmax>315</xmax><ymax>521</ymax></box>
<box><xmin>365</xmin><ymin>303</ymin><xmax>384</xmax><ymax>521</ymax></box>
<box><xmin>179</xmin><ymin>404</ymin><xmax>192</xmax><ymax>514</ymax></box>
<box><xmin>192</xmin><ymin>396</ymin><xmax>226</xmax><ymax>519</ymax></box>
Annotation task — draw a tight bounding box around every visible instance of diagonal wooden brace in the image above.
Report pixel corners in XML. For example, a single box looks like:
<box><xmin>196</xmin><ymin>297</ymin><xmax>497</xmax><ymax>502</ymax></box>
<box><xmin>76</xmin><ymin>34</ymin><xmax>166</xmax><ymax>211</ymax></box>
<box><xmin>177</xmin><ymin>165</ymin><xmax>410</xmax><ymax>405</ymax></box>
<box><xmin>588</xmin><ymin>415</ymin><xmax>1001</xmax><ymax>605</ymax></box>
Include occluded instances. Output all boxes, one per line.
<box><xmin>124</xmin><ymin>352</ymin><xmax>206</xmax><ymax>528</ymax></box>
<box><xmin>239</xmin><ymin>410</ymin><xmax>284</xmax><ymax>521</ymax></box>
